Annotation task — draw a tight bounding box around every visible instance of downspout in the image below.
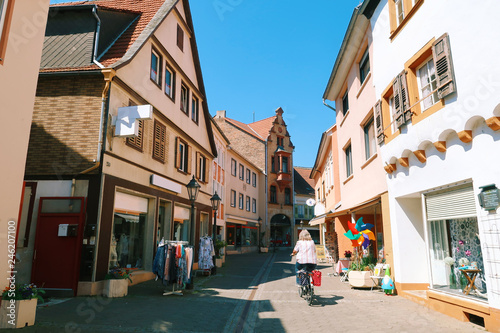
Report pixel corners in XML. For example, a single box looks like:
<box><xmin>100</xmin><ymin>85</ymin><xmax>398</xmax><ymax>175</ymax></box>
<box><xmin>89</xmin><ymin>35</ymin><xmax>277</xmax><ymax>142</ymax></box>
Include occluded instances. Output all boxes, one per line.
<box><xmin>91</xmin><ymin>6</ymin><xmax>104</xmax><ymax>69</ymax></box>
<box><xmin>322</xmin><ymin>99</ymin><xmax>336</xmax><ymax>112</ymax></box>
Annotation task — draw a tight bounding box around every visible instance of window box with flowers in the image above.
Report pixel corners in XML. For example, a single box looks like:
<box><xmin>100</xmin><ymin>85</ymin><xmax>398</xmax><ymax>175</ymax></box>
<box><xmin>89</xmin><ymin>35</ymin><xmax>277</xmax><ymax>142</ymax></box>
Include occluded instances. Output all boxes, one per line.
<box><xmin>0</xmin><ymin>283</ymin><xmax>45</xmax><ymax>328</ymax></box>
<box><xmin>102</xmin><ymin>268</ymin><xmax>132</xmax><ymax>298</ymax></box>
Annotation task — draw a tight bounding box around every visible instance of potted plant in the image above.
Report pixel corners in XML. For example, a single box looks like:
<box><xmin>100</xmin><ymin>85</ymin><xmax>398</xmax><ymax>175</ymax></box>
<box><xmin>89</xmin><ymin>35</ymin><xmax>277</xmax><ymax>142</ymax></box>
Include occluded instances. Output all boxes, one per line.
<box><xmin>344</xmin><ymin>250</ymin><xmax>352</xmax><ymax>259</ymax></box>
<box><xmin>0</xmin><ymin>283</ymin><xmax>45</xmax><ymax>328</ymax></box>
<box><xmin>103</xmin><ymin>267</ymin><xmax>132</xmax><ymax>298</ymax></box>
<box><xmin>348</xmin><ymin>250</ymin><xmax>377</xmax><ymax>288</ymax></box>
<box><xmin>215</xmin><ymin>240</ymin><xmax>228</xmax><ymax>267</ymax></box>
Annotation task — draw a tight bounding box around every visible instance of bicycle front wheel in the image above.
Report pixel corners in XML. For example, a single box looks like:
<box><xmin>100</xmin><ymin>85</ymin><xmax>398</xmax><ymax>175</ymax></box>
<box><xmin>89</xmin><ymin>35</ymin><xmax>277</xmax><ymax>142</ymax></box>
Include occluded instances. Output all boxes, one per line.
<box><xmin>308</xmin><ymin>285</ymin><xmax>314</xmax><ymax>306</ymax></box>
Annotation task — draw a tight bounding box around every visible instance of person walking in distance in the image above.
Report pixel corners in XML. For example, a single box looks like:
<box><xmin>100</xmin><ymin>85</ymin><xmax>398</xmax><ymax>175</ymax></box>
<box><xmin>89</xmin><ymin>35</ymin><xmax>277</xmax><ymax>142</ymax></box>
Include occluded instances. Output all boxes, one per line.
<box><xmin>291</xmin><ymin>229</ymin><xmax>317</xmax><ymax>287</ymax></box>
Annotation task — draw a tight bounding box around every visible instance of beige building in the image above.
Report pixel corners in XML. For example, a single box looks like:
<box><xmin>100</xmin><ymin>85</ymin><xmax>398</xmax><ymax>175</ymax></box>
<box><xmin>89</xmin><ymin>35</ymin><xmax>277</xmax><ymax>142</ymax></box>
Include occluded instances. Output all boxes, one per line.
<box><xmin>22</xmin><ymin>0</ymin><xmax>217</xmax><ymax>296</ymax></box>
<box><xmin>0</xmin><ymin>0</ymin><xmax>50</xmax><ymax>291</ymax></box>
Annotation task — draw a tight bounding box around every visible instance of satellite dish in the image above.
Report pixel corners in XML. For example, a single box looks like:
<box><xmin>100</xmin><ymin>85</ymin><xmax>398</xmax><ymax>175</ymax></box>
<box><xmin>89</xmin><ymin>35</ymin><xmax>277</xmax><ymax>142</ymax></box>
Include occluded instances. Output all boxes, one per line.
<box><xmin>306</xmin><ymin>198</ymin><xmax>316</xmax><ymax>207</ymax></box>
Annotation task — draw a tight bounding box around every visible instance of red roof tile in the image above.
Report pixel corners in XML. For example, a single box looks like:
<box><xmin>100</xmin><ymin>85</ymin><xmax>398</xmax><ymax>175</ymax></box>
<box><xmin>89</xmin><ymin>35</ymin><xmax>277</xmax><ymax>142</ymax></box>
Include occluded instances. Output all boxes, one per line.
<box><xmin>248</xmin><ymin>116</ymin><xmax>275</xmax><ymax>140</ymax></box>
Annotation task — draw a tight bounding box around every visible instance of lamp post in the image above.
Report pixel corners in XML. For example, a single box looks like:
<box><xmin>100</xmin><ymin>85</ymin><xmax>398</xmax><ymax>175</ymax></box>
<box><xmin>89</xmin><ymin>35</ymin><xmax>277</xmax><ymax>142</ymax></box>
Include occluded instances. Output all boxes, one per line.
<box><xmin>210</xmin><ymin>191</ymin><xmax>221</xmax><ymax>274</ymax></box>
<box><xmin>257</xmin><ymin>217</ymin><xmax>262</xmax><ymax>253</ymax></box>
<box><xmin>186</xmin><ymin>176</ymin><xmax>200</xmax><ymax>245</ymax></box>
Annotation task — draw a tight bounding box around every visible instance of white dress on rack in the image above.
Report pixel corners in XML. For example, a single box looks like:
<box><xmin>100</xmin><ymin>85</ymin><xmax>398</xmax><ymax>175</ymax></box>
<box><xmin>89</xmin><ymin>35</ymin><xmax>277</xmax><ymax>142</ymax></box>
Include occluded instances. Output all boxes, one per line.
<box><xmin>198</xmin><ymin>237</ymin><xmax>214</xmax><ymax>270</ymax></box>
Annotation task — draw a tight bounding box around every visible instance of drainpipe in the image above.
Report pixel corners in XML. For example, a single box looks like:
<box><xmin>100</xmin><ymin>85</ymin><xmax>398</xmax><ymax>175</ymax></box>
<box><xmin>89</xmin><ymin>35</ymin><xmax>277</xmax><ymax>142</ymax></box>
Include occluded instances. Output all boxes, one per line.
<box><xmin>91</xmin><ymin>6</ymin><xmax>104</xmax><ymax>69</ymax></box>
<box><xmin>322</xmin><ymin>99</ymin><xmax>336</xmax><ymax>112</ymax></box>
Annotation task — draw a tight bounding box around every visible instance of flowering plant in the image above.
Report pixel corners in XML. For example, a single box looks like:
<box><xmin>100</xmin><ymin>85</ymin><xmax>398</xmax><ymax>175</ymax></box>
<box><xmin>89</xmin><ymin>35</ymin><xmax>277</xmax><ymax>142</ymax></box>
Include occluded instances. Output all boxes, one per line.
<box><xmin>344</xmin><ymin>250</ymin><xmax>352</xmax><ymax>258</ymax></box>
<box><xmin>105</xmin><ymin>267</ymin><xmax>132</xmax><ymax>282</ymax></box>
<box><xmin>2</xmin><ymin>283</ymin><xmax>45</xmax><ymax>302</ymax></box>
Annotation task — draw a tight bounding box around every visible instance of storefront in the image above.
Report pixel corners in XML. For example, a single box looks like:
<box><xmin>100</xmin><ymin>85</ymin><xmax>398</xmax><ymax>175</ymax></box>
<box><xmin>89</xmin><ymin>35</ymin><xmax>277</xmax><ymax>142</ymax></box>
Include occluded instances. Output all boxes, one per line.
<box><xmin>270</xmin><ymin>214</ymin><xmax>292</xmax><ymax>247</ymax></box>
<box><xmin>225</xmin><ymin>215</ymin><xmax>260</xmax><ymax>254</ymax></box>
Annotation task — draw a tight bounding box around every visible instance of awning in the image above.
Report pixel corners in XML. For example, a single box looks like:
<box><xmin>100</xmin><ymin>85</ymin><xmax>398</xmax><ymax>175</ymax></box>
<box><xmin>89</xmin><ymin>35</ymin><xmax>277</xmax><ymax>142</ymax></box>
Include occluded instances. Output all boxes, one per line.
<box><xmin>309</xmin><ymin>211</ymin><xmax>331</xmax><ymax>226</ymax></box>
<box><xmin>114</xmin><ymin>213</ymin><xmax>140</xmax><ymax>223</ymax></box>
<box><xmin>326</xmin><ymin>195</ymin><xmax>382</xmax><ymax>218</ymax></box>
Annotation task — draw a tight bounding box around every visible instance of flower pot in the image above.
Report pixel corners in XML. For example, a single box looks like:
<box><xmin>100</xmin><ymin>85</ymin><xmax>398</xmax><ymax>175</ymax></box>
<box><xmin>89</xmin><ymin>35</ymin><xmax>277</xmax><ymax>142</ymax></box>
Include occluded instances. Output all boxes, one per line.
<box><xmin>216</xmin><ymin>258</ymin><xmax>223</xmax><ymax>267</ymax></box>
<box><xmin>0</xmin><ymin>298</ymin><xmax>37</xmax><ymax>328</ymax></box>
<box><xmin>348</xmin><ymin>271</ymin><xmax>375</xmax><ymax>288</ymax></box>
<box><xmin>103</xmin><ymin>279</ymin><xmax>128</xmax><ymax>298</ymax></box>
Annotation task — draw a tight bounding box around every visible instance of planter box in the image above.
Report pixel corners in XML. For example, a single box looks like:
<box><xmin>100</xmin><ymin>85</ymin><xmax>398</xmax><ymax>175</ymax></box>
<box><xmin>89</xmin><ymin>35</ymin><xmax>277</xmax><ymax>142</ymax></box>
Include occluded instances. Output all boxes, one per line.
<box><xmin>216</xmin><ymin>258</ymin><xmax>223</xmax><ymax>267</ymax></box>
<box><xmin>102</xmin><ymin>279</ymin><xmax>128</xmax><ymax>298</ymax></box>
<box><xmin>260</xmin><ymin>247</ymin><xmax>268</xmax><ymax>253</ymax></box>
<box><xmin>0</xmin><ymin>299</ymin><xmax>37</xmax><ymax>328</ymax></box>
<box><xmin>348</xmin><ymin>271</ymin><xmax>375</xmax><ymax>288</ymax></box>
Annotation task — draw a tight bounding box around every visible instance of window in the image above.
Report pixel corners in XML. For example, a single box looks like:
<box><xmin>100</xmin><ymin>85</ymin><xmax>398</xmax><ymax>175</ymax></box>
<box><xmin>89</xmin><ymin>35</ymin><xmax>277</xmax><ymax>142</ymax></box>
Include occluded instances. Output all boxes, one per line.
<box><xmin>150</xmin><ymin>48</ymin><xmax>162</xmax><ymax>86</ymax></box>
<box><xmin>285</xmin><ymin>188</ymin><xmax>291</xmax><ymax>205</ymax></box>
<box><xmin>180</xmin><ymin>83</ymin><xmax>189</xmax><ymax>114</ymax></box>
<box><xmin>126</xmin><ymin>119</ymin><xmax>144</xmax><ymax>152</ymax></box>
<box><xmin>270</xmin><ymin>186</ymin><xmax>277</xmax><ymax>203</ymax></box>
<box><xmin>177</xmin><ymin>24</ymin><xmax>184</xmax><ymax>51</ymax></box>
<box><xmin>0</xmin><ymin>0</ymin><xmax>12</xmax><ymax>63</ymax></box>
<box><xmin>359</xmin><ymin>48</ymin><xmax>370</xmax><ymax>84</ymax></box>
<box><xmin>246</xmin><ymin>169</ymin><xmax>250</xmax><ymax>184</ymax></box>
<box><xmin>152</xmin><ymin>120</ymin><xmax>166</xmax><ymax>162</ymax></box>
<box><xmin>165</xmin><ymin>64</ymin><xmax>175</xmax><ymax>99</ymax></box>
<box><xmin>363</xmin><ymin>118</ymin><xmax>376</xmax><ymax>160</ymax></box>
<box><xmin>191</xmin><ymin>95</ymin><xmax>199</xmax><ymax>123</ymax></box>
<box><xmin>196</xmin><ymin>152</ymin><xmax>207</xmax><ymax>182</ymax></box>
<box><xmin>342</xmin><ymin>91</ymin><xmax>349</xmax><ymax>115</ymax></box>
<box><xmin>230</xmin><ymin>190</ymin><xmax>236</xmax><ymax>207</ymax></box>
<box><xmin>231</xmin><ymin>159</ymin><xmax>237</xmax><ymax>176</ymax></box>
<box><xmin>345</xmin><ymin>144</ymin><xmax>353</xmax><ymax>178</ymax></box>
<box><xmin>239</xmin><ymin>193</ymin><xmax>244</xmax><ymax>209</ymax></box>
<box><xmin>416</xmin><ymin>57</ymin><xmax>439</xmax><ymax>111</ymax></box>
<box><xmin>252</xmin><ymin>198</ymin><xmax>256</xmax><ymax>213</ymax></box>
<box><xmin>277</xmin><ymin>137</ymin><xmax>284</xmax><ymax>147</ymax></box>
<box><xmin>271</xmin><ymin>156</ymin><xmax>275</xmax><ymax>173</ymax></box>
<box><xmin>395</xmin><ymin>0</ymin><xmax>404</xmax><ymax>26</ymax></box>
<box><xmin>252</xmin><ymin>172</ymin><xmax>256</xmax><ymax>187</ymax></box>
<box><xmin>282</xmin><ymin>156</ymin><xmax>288</xmax><ymax>173</ymax></box>
<box><xmin>175</xmin><ymin>138</ymin><xmax>189</xmax><ymax>173</ymax></box>
<box><xmin>239</xmin><ymin>164</ymin><xmax>244</xmax><ymax>180</ymax></box>
<box><xmin>246</xmin><ymin>196</ymin><xmax>250</xmax><ymax>211</ymax></box>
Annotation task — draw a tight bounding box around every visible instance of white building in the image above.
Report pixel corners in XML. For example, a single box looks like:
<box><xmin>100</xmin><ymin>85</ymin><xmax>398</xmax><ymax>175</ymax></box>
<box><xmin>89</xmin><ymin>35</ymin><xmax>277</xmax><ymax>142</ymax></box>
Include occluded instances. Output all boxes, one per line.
<box><xmin>367</xmin><ymin>0</ymin><xmax>500</xmax><ymax>329</ymax></box>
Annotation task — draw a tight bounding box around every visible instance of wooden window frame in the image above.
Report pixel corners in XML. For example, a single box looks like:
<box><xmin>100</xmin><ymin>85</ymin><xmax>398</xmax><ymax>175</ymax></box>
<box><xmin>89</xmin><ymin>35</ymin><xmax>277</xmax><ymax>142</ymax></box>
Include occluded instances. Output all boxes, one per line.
<box><xmin>389</xmin><ymin>0</ymin><xmax>424</xmax><ymax>40</ymax></box>
<box><xmin>191</xmin><ymin>95</ymin><xmax>199</xmax><ymax>124</ymax></box>
<box><xmin>230</xmin><ymin>190</ymin><xmax>236</xmax><ymax>207</ymax></box>
<box><xmin>342</xmin><ymin>90</ymin><xmax>349</xmax><ymax>116</ymax></box>
<box><xmin>252</xmin><ymin>198</ymin><xmax>256</xmax><ymax>213</ymax></box>
<box><xmin>363</xmin><ymin>117</ymin><xmax>376</xmax><ymax>160</ymax></box>
<box><xmin>239</xmin><ymin>164</ymin><xmax>244</xmax><ymax>180</ymax></box>
<box><xmin>196</xmin><ymin>152</ymin><xmax>208</xmax><ymax>183</ymax></box>
<box><xmin>175</xmin><ymin>137</ymin><xmax>191</xmax><ymax>174</ymax></box>
<box><xmin>345</xmin><ymin>144</ymin><xmax>353</xmax><ymax>178</ymax></box>
<box><xmin>0</xmin><ymin>0</ymin><xmax>14</xmax><ymax>65</ymax></box>
<box><xmin>152</xmin><ymin>120</ymin><xmax>166</xmax><ymax>163</ymax></box>
<box><xmin>231</xmin><ymin>158</ymin><xmax>237</xmax><ymax>176</ymax></box>
<box><xmin>177</xmin><ymin>24</ymin><xmax>184</xmax><ymax>51</ymax></box>
<box><xmin>164</xmin><ymin>63</ymin><xmax>175</xmax><ymax>101</ymax></box>
<box><xmin>180</xmin><ymin>82</ymin><xmax>189</xmax><ymax>114</ymax></box>
<box><xmin>270</xmin><ymin>186</ymin><xmax>277</xmax><ymax>204</ymax></box>
<box><xmin>150</xmin><ymin>47</ymin><xmax>162</xmax><ymax>88</ymax></box>
<box><xmin>359</xmin><ymin>47</ymin><xmax>370</xmax><ymax>84</ymax></box>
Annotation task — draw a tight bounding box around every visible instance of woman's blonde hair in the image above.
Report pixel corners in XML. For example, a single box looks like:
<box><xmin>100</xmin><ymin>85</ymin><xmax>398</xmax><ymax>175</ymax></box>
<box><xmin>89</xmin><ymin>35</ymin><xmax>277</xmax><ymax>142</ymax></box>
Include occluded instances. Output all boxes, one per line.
<box><xmin>298</xmin><ymin>229</ymin><xmax>312</xmax><ymax>241</ymax></box>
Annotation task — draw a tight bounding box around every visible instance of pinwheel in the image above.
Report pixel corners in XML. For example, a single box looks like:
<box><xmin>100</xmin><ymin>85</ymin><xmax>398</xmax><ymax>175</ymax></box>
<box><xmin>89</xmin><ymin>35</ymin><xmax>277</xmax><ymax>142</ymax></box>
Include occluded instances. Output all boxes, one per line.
<box><xmin>343</xmin><ymin>217</ymin><xmax>375</xmax><ymax>249</ymax></box>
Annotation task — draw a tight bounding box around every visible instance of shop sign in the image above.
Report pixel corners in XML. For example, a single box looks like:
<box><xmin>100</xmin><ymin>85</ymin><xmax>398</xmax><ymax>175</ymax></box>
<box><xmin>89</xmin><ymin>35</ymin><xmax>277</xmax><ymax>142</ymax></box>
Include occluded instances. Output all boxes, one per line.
<box><xmin>478</xmin><ymin>184</ymin><xmax>500</xmax><ymax>211</ymax></box>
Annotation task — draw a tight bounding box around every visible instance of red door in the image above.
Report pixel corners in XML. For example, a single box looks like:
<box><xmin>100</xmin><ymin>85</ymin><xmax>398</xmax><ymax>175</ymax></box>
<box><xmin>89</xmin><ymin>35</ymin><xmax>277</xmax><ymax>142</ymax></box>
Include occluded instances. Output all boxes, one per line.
<box><xmin>32</xmin><ymin>197</ymin><xmax>86</xmax><ymax>295</ymax></box>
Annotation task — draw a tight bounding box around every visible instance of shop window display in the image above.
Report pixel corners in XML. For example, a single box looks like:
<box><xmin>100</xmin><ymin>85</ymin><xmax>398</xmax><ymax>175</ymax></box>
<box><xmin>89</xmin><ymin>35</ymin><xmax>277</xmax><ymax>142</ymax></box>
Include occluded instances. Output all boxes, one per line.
<box><xmin>110</xmin><ymin>213</ymin><xmax>146</xmax><ymax>269</ymax></box>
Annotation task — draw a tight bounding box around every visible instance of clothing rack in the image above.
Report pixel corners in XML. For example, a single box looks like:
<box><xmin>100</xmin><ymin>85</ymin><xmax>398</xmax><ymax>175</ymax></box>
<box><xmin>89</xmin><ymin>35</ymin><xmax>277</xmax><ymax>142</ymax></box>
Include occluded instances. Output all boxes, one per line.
<box><xmin>153</xmin><ymin>239</ymin><xmax>192</xmax><ymax>296</ymax></box>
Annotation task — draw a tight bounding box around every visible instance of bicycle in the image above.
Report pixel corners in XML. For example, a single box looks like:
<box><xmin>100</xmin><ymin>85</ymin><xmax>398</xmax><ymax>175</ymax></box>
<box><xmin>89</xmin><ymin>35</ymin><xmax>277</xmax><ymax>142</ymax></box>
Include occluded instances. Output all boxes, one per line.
<box><xmin>297</xmin><ymin>269</ymin><xmax>314</xmax><ymax>306</ymax></box>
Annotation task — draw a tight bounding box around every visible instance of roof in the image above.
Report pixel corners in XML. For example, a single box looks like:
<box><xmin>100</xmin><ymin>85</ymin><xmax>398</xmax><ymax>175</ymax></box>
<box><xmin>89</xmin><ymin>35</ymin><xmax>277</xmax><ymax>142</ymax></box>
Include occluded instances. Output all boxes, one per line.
<box><xmin>42</xmin><ymin>0</ymin><xmax>175</xmax><ymax>72</ymax></box>
<box><xmin>225</xmin><ymin>117</ymin><xmax>265</xmax><ymax>142</ymax></box>
<box><xmin>248</xmin><ymin>116</ymin><xmax>275</xmax><ymax>140</ymax></box>
<box><xmin>294</xmin><ymin>167</ymin><xmax>315</xmax><ymax>195</ymax></box>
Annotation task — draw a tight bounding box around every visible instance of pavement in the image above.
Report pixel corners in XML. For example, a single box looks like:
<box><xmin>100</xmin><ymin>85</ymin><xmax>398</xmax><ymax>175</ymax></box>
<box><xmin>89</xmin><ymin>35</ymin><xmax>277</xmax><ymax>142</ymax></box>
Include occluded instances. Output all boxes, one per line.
<box><xmin>17</xmin><ymin>249</ymin><xmax>486</xmax><ymax>333</ymax></box>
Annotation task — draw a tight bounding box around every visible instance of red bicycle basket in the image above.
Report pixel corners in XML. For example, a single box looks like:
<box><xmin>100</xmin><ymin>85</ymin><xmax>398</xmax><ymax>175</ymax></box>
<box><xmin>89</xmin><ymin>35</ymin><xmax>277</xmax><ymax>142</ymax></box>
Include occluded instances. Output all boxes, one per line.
<box><xmin>312</xmin><ymin>270</ymin><xmax>322</xmax><ymax>286</ymax></box>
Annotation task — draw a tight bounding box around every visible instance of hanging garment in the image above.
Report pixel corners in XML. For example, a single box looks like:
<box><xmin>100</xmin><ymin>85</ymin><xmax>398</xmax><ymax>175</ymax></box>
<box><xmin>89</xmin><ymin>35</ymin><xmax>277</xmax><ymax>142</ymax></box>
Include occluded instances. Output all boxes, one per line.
<box><xmin>198</xmin><ymin>237</ymin><xmax>214</xmax><ymax>270</ymax></box>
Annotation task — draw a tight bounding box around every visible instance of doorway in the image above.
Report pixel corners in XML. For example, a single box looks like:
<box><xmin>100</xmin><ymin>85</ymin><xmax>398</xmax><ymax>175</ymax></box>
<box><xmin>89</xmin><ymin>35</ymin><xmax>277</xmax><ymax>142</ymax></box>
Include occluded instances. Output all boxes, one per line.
<box><xmin>31</xmin><ymin>197</ymin><xmax>86</xmax><ymax>295</ymax></box>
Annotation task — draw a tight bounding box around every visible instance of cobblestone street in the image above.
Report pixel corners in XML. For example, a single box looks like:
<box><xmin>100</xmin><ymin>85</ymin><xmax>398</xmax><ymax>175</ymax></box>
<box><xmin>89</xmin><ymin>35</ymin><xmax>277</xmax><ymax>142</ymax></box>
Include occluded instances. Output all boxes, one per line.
<box><xmin>20</xmin><ymin>250</ymin><xmax>487</xmax><ymax>333</ymax></box>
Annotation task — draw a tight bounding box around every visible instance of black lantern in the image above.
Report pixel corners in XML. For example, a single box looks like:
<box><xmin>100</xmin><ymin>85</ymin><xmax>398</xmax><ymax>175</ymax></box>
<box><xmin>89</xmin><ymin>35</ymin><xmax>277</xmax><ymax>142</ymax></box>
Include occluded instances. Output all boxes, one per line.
<box><xmin>186</xmin><ymin>176</ymin><xmax>201</xmax><ymax>203</ymax></box>
<box><xmin>210</xmin><ymin>191</ymin><xmax>221</xmax><ymax>274</ymax></box>
<box><xmin>210</xmin><ymin>192</ymin><xmax>221</xmax><ymax>212</ymax></box>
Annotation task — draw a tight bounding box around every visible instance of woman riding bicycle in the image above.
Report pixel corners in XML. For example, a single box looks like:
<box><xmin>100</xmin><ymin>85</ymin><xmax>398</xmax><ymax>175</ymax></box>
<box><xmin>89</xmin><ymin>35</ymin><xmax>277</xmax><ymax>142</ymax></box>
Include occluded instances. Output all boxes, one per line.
<box><xmin>291</xmin><ymin>229</ymin><xmax>317</xmax><ymax>287</ymax></box>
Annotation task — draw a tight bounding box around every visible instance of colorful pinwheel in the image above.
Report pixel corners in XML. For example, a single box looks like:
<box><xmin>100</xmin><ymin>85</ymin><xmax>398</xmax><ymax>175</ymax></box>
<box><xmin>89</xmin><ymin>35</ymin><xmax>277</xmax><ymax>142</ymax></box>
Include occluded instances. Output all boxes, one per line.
<box><xmin>343</xmin><ymin>217</ymin><xmax>375</xmax><ymax>249</ymax></box>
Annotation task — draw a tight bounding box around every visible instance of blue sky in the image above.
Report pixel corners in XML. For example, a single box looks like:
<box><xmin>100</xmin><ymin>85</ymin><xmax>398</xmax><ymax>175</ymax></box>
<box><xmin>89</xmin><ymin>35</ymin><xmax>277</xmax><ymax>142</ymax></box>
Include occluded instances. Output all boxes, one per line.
<box><xmin>50</xmin><ymin>0</ymin><xmax>360</xmax><ymax>167</ymax></box>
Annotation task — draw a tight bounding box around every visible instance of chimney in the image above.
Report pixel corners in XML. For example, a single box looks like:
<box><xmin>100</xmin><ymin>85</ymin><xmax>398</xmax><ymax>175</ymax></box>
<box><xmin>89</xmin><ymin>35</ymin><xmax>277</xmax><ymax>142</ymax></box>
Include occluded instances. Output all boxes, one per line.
<box><xmin>216</xmin><ymin>110</ymin><xmax>226</xmax><ymax>118</ymax></box>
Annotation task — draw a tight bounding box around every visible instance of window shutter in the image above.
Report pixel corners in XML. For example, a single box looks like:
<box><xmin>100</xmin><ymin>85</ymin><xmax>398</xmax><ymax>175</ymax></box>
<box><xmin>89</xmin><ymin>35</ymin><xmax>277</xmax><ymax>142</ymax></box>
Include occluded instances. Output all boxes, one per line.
<box><xmin>374</xmin><ymin>100</ymin><xmax>384</xmax><ymax>144</ymax></box>
<box><xmin>392</xmin><ymin>75</ymin><xmax>404</xmax><ymax>128</ymax></box>
<box><xmin>187</xmin><ymin>145</ymin><xmax>192</xmax><ymax>174</ymax></box>
<box><xmin>432</xmin><ymin>33</ymin><xmax>456</xmax><ymax>99</ymax></box>
<box><xmin>425</xmin><ymin>184</ymin><xmax>476</xmax><ymax>221</ymax></box>
<box><xmin>204</xmin><ymin>157</ymin><xmax>209</xmax><ymax>183</ymax></box>
<box><xmin>195</xmin><ymin>151</ymin><xmax>200</xmax><ymax>179</ymax></box>
<box><xmin>177</xmin><ymin>24</ymin><xmax>184</xmax><ymax>51</ymax></box>
<box><xmin>400</xmin><ymin>70</ymin><xmax>411</xmax><ymax>123</ymax></box>
<box><xmin>175</xmin><ymin>137</ymin><xmax>181</xmax><ymax>169</ymax></box>
<box><xmin>153</xmin><ymin>120</ymin><xmax>166</xmax><ymax>162</ymax></box>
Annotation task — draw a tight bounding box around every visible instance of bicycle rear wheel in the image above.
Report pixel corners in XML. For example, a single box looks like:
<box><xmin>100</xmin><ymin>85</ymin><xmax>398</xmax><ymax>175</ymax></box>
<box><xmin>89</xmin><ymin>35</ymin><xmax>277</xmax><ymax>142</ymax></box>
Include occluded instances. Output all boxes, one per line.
<box><xmin>308</xmin><ymin>285</ymin><xmax>314</xmax><ymax>306</ymax></box>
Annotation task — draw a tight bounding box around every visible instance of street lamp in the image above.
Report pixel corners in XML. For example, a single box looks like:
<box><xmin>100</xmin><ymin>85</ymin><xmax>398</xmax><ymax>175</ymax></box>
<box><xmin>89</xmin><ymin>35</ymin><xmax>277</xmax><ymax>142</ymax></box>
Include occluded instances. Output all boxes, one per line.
<box><xmin>257</xmin><ymin>217</ymin><xmax>262</xmax><ymax>252</ymax></box>
<box><xmin>186</xmin><ymin>176</ymin><xmax>200</xmax><ymax>244</ymax></box>
<box><xmin>210</xmin><ymin>191</ymin><xmax>221</xmax><ymax>274</ymax></box>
